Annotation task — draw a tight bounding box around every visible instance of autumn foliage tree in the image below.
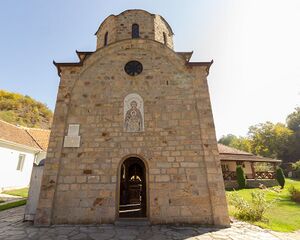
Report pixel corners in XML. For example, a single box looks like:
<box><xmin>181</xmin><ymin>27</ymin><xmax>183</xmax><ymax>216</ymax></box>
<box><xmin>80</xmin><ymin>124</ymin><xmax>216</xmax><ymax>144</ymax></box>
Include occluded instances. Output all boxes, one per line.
<box><xmin>218</xmin><ymin>108</ymin><xmax>300</xmax><ymax>163</ymax></box>
<box><xmin>248</xmin><ymin>122</ymin><xmax>292</xmax><ymax>159</ymax></box>
<box><xmin>0</xmin><ymin>90</ymin><xmax>53</xmax><ymax>129</ymax></box>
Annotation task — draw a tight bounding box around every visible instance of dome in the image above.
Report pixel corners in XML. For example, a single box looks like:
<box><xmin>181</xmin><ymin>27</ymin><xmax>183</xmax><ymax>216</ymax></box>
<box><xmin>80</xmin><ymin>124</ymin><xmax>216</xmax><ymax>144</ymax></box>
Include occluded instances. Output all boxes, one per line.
<box><xmin>95</xmin><ymin>9</ymin><xmax>174</xmax><ymax>50</ymax></box>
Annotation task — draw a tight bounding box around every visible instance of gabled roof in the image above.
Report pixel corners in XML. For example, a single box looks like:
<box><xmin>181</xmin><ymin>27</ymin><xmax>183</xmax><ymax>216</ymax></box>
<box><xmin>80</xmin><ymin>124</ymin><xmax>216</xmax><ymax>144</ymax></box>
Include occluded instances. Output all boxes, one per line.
<box><xmin>217</xmin><ymin>143</ymin><xmax>281</xmax><ymax>163</ymax></box>
<box><xmin>0</xmin><ymin>120</ymin><xmax>50</xmax><ymax>151</ymax></box>
<box><xmin>218</xmin><ymin>143</ymin><xmax>252</xmax><ymax>156</ymax></box>
<box><xmin>25</xmin><ymin>128</ymin><xmax>50</xmax><ymax>151</ymax></box>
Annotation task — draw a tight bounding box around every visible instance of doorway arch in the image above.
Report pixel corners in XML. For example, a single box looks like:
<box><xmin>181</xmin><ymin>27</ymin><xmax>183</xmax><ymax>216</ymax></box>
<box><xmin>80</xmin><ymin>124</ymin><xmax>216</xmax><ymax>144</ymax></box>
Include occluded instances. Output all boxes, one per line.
<box><xmin>117</xmin><ymin>156</ymin><xmax>147</xmax><ymax>218</ymax></box>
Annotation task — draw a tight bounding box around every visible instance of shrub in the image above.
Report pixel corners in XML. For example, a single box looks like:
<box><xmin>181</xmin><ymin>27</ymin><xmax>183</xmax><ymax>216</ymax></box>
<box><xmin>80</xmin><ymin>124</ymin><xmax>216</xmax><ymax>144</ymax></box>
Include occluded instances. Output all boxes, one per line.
<box><xmin>292</xmin><ymin>160</ymin><xmax>300</xmax><ymax>170</ymax></box>
<box><xmin>292</xmin><ymin>161</ymin><xmax>300</xmax><ymax>179</ymax></box>
<box><xmin>293</xmin><ymin>169</ymin><xmax>300</xmax><ymax>179</ymax></box>
<box><xmin>276</xmin><ymin>167</ymin><xmax>285</xmax><ymax>189</ymax></box>
<box><xmin>236</xmin><ymin>165</ymin><xmax>246</xmax><ymax>189</ymax></box>
<box><xmin>288</xmin><ymin>185</ymin><xmax>300</xmax><ymax>203</ymax></box>
<box><xmin>229</xmin><ymin>191</ymin><xmax>273</xmax><ymax>222</ymax></box>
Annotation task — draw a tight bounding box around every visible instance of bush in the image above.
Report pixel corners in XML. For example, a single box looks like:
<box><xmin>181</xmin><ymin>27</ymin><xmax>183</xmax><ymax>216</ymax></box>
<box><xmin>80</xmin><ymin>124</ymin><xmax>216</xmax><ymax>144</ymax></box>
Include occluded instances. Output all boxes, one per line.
<box><xmin>288</xmin><ymin>185</ymin><xmax>300</xmax><ymax>203</ymax></box>
<box><xmin>292</xmin><ymin>160</ymin><xmax>300</xmax><ymax>170</ymax></box>
<box><xmin>276</xmin><ymin>167</ymin><xmax>285</xmax><ymax>188</ymax></box>
<box><xmin>293</xmin><ymin>169</ymin><xmax>300</xmax><ymax>179</ymax></box>
<box><xmin>229</xmin><ymin>191</ymin><xmax>273</xmax><ymax>222</ymax></box>
<box><xmin>236</xmin><ymin>165</ymin><xmax>246</xmax><ymax>189</ymax></box>
<box><xmin>292</xmin><ymin>161</ymin><xmax>300</xmax><ymax>179</ymax></box>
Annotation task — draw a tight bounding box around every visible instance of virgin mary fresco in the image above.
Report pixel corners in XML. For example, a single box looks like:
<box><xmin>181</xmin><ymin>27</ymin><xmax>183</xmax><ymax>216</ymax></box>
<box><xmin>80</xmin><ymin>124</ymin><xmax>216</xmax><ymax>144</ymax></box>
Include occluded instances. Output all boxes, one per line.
<box><xmin>124</xmin><ymin>100</ymin><xmax>143</xmax><ymax>132</ymax></box>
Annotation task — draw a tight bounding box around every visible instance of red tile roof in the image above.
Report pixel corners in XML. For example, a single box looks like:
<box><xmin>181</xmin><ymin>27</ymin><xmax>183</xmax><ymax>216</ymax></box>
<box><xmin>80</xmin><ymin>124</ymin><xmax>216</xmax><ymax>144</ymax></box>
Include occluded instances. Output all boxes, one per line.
<box><xmin>25</xmin><ymin>128</ymin><xmax>50</xmax><ymax>151</ymax></box>
<box><xmin>0</xmin><ymin>120</ymin><xmax>50</xmax><ymax>151</ymax></box>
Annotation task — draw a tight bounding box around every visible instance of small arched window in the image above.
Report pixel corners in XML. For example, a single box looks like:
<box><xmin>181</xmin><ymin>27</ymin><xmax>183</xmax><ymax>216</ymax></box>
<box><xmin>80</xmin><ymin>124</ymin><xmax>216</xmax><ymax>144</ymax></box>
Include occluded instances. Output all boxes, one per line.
<box><xmin>132</xmin><ymin>24</ymin><xmax>139</xmax><ymax>38</ymax></box>
<box><xmin>163</xmin><ymin>32</ymin><xmax>167</xmax><ymax>45</ymax></box>
<box><xmin>104</xmin><ymin>32</ymin><xmax>108</xmax><ymax>46</ymax></box>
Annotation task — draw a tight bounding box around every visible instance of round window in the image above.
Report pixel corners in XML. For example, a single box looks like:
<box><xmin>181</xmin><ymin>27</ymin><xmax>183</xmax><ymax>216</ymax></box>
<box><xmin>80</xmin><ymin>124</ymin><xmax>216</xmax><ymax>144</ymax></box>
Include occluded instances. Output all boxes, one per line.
<box><xmin>124</xmin><ymin>61</ymin><xmax>143</xmax><ymax>76</ymax></box>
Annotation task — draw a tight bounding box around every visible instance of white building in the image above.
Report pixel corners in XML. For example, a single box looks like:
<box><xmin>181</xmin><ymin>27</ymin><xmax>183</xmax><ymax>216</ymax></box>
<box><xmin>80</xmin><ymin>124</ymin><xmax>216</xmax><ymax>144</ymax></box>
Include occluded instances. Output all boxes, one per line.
<box><xmin>0</xmin><ymin>120</ymin><xmax>50</xmax><ymax>192</ymax></box>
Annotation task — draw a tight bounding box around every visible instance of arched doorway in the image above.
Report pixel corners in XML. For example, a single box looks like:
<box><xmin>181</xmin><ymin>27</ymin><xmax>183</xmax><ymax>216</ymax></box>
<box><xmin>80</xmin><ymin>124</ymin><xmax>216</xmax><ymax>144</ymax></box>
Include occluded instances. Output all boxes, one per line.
<box><xmin>119</xmin><ymin>157</ymin><xmax>147</xmax><ymax>218</ymax></box>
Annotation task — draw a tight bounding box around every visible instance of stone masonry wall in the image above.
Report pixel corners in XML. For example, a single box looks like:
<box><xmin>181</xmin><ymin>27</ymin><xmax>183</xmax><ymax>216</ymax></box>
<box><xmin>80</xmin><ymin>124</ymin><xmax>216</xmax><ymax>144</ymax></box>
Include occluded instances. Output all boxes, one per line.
<box><xmin>96</xmin><ymin>16</ymin><xmax>117</xmax><ymax>49</ymax></box>
<box><xmin>154</xmin><ymin>15</ymin><xmax>174</xmax><ymax>49</ymax></box>
<box><xmin>35</xmin><ymin>38</ymin><xmax>229</xmax><ymax>226</ymax></box>
<box><xmin>96</xmin><ymin>10</ymin><xmax>173</xmax><ymax>50</ymax></box>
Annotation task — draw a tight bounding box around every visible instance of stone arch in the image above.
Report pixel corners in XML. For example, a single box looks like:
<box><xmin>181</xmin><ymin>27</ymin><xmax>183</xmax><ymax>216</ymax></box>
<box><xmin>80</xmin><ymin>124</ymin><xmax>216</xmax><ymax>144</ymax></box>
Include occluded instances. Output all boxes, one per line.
<box><xmin>124</xmin><ymin>93</ymin><xmax>144</xmax><ymax>132</ymax></box>
<box><xmin>116</xmin><ymin>154</ymin><xmax>149</xmax><ymax>219</ymax></box>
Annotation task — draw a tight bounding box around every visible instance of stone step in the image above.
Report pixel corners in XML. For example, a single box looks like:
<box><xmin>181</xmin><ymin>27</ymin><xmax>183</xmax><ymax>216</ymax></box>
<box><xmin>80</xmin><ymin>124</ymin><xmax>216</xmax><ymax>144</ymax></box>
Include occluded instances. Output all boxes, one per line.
<box><xmin>115</xmin><ymin>218</ymin><xmax>150</xmax><ymax>226</ymax></box>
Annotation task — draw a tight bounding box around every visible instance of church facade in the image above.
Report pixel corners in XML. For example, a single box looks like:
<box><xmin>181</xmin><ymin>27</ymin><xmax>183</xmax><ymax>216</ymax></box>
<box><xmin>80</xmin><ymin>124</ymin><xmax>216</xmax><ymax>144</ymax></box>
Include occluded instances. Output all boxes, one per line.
<box><xmin>35</xmin><ymin>9</ymin><xmax>229</xmax><ymax>226</ymax></box>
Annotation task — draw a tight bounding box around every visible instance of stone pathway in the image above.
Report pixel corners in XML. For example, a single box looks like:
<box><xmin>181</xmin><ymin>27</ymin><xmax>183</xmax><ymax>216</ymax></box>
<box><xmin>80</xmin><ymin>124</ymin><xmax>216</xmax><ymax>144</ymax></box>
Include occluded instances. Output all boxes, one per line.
<box><xmin>0</xmin><ymin>206</ymin><xmax>299</xmax><ymax>240</ymax></box>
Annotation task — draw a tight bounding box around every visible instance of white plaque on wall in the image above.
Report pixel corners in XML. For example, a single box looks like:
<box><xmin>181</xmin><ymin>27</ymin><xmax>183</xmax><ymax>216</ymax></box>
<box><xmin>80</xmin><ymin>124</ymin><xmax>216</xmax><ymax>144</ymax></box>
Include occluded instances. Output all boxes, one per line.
<box><xmin>68</xmin><ymin>124</ymin><xmax>80</xmax><ymax>136</ymax></box>
<box><xmin>63</xmin><ymin>136</ymin><xmax>81</xmax><ymax>148</ymax></box>
<box><xmin>64</xmin><ymin>124</ymin><xmax>81</xmax><ymax>148</ymax></box>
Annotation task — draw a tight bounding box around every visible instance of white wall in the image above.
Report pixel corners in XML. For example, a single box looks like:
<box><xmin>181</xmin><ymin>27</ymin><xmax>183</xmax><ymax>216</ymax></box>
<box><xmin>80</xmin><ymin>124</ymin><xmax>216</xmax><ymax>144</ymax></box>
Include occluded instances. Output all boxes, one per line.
<box><xmin>0</xmin><ymin>142</ymin><xmax>38</xmax><ymax>191</ymax></box>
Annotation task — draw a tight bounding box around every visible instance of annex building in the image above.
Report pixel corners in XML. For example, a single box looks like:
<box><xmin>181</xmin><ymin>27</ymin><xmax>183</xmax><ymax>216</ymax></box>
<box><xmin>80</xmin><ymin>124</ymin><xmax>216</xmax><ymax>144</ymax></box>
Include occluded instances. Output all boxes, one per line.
<box><xmin>35</xmin><ymin>9</ymin><xmax>229</xmax><ymax>226</ymax></box>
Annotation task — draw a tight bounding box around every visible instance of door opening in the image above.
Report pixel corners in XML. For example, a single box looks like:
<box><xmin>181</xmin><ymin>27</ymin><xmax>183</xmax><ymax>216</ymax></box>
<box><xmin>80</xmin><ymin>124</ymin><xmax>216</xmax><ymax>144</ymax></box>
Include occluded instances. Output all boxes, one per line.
<box><xmin>119</xmin><ymin>157</ymin><xmax>146</xmax><ymax>218</ymax></box>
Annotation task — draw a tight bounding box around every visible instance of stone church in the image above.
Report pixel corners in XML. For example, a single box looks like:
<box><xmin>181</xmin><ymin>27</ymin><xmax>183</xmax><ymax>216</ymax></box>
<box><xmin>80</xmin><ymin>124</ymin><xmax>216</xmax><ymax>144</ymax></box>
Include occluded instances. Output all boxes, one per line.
<box><xmin>35</xmin><ymin>9</ymin><xmax>229</xmax><ymax>226</ymax></box>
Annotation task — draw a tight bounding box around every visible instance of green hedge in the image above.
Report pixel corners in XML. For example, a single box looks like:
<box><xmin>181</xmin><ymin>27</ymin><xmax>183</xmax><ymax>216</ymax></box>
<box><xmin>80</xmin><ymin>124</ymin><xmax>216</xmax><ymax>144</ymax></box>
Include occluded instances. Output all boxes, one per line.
<box><xmin>276</xmin><ymin>167</ymin><xmax>286</xmax><ymax>188</ymax></box>
<box><xmin>236</xmin><ymin>165</ymin><xmax>246</xmax><ymax>189</ymax></box>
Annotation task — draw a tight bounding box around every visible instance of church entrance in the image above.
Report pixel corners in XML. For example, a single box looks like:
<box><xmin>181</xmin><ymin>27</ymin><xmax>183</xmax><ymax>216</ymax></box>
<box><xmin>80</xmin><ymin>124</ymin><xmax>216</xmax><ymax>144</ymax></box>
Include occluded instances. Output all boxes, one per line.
<box><xmin>119</xmin><ymin>157</ymin><xmax>147</xmax><ymax>218</ymax></box>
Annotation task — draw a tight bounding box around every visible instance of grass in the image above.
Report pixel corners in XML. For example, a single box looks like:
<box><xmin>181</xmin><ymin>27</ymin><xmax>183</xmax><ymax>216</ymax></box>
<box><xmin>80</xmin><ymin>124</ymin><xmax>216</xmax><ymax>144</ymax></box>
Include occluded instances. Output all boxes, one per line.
<box><xmin>0</xmin><ymin>199</ymin><xmax>27</xmax><ymax>211</ymax></box>
<box><xmin>226</xmin><ymin>178</ymin><xmax>300</xmax><ymax>232</ymax></box>
<box><xmin>2</xmin><ymin>187</ymin><xmax>29</xmax><ymax>198</ymax></box>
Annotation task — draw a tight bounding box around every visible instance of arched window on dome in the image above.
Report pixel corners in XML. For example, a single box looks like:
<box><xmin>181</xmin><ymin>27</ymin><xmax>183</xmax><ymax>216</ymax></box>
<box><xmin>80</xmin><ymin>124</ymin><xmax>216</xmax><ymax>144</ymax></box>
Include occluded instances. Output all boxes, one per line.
<box><xmin>132</xmin><ymin>24</ymin><xmax>140</xmax><ymax>38</ymax></box>
<box><xmin>163</xmin><ymin>32</ymin><xmax>167</xmax><ymax>45</ymax></box>
<box><xmin>104</xmin><ymin>32</ymin><xmax>108</xmax><ymax>46</ymax></box>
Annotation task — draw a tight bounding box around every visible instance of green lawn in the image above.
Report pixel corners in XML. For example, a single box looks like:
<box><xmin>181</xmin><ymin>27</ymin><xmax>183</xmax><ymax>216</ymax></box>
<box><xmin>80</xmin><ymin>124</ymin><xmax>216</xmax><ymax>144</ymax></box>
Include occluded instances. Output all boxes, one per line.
<box><xmin>0</xmin><ymin>199</ymin><xmax>27</xmax><ymax>211</ymax></box>
<box><xmin>0</xmin><ymin>188</ymin><xmax>28</xmax><ymax>212</ymax></box>
<box><xmin>2</xmin><ymin>187</ymin><xmax>29</xmax><ymax>198</ymax></box>
<box><xmin>226</xmin><ymin>178</ymin><xmax>300</xmax><ymax>232</ymax></box>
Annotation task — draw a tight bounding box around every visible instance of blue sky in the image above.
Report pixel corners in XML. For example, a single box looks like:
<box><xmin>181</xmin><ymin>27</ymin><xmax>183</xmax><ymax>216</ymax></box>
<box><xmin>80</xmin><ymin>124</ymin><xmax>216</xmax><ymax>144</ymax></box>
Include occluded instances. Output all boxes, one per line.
<box><xmin>1</xmin><ymin>0</ymin><xmax>299</xmax><ymax>138</ymax></box>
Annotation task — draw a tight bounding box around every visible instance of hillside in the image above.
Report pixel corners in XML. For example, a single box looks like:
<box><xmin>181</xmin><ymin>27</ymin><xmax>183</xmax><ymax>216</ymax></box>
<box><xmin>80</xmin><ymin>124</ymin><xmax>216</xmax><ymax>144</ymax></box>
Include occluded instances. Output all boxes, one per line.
<box><xmin>0</xmin><ymin>90</ymin><xmax>53</xmax><ymax>129</ymax></box>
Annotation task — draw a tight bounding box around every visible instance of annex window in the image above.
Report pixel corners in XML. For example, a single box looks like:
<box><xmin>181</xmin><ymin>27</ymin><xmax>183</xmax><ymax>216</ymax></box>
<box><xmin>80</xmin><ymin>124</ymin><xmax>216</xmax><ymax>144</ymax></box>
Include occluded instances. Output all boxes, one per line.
<box><xmin>104</xmin><ymin>32</ymin><xmax>108</xmax><ymax>46</ymax></box>
<box><xmin>163</xmin><ymin>32</ymin><xmax>167</xmax><ymax>45</ymax></box>
<box><xmin>16</xmin><ymin>154</ymin><xmax>26</xmax><ymax>171</ymax></box>
<box><xmin>132</xmin><ymin>24</ymin><xmax>139</xmax><ymax>38</ymax></box>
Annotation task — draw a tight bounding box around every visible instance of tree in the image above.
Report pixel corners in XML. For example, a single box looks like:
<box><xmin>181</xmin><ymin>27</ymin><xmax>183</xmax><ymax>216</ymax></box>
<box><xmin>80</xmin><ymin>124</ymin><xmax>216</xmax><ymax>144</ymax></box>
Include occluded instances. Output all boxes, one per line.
<box><xmin>286</xmin><ymin>108</ymin><xmax>300</xmax><ymax>162</ymax></box>
<box><xmin>218</xmin><ymin>134</ymin><xmax>237</xmax><ymax>146</ymax></box>
<box><xmin>287</xmin><ymin>107</ymin><xmax>300</xmax><ymax>132</ymax></box>
<box><xmin>248</xmin><ymin>122</ymin><xmax>293</xmax><ymax>160</ymax></box>
<box><xmin>0</xmin><ymin>90</ymin><xmax>53</xmax><ymax>129</ymax></box>
<box><xmin>236</xmin><ymin>165</ymin><xmax>246</xmax><ymax>189</ymax></box>
<box><xmin>218</xmin><ymin>134</ymin><xmax>251</xmax><ymax>152</ymax></box>
<box><xmin>276</xmin><ymin>167</ymin><xmax>285</xmax><ymax>189</ymax></box>
<box><xmin>230</xmin><ymin>137</ymin><xmax>251</xmax><ymax>153</ymax></box>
